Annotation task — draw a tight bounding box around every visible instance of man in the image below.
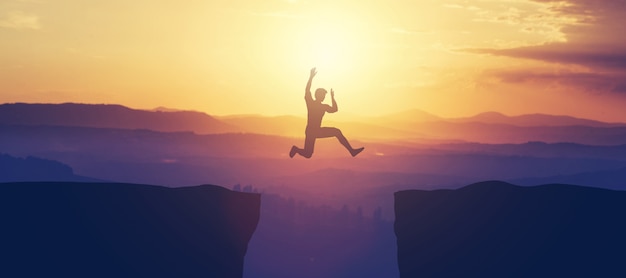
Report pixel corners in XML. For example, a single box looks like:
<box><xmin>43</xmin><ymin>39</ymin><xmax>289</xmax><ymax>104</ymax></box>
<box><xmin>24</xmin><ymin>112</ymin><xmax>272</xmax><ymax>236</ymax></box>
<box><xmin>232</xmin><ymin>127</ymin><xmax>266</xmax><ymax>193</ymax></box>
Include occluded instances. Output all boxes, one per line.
<box><xmin>290</xmin><ymin>67</ymin><xmax>364</xmax><ymax>158</ymax></box>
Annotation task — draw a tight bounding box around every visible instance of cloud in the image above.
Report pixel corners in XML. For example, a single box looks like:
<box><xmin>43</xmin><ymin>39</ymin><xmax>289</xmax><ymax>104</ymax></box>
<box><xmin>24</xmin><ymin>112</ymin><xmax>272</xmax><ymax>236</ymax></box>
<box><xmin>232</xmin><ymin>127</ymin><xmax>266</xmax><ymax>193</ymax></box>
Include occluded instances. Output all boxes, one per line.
<box><xmin>0</xmin><ymin>11</ymin><xmax>40</xmax><ymax>30</ymax></box>
<box><xmin>466</xmin><ymin>44</ymin><xmax>626</xmax><ymax>70</ymax></box>
<box><xmin>480</xmin><ymin>67</ymin><xmax>626</xmax><ymax>94</ymax></box>
<box><xmin>462</xmin><ymin>0</ymin><xmax>626</xmax><ymax>71</ymax></box>
<box><xmin>532</xmin><ymin>0</ymin><xmax>626</xmax><ymax>41</ymax></box>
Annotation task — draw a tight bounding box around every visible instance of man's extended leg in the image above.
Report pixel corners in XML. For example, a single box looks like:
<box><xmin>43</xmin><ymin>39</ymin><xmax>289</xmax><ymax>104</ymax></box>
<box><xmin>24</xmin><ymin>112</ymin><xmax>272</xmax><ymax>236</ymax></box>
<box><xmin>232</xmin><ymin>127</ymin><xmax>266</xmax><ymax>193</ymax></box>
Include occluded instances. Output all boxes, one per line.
<box><xmin>319</xmin><ymin>127</ymin><xmax>364</xmax><ymax>157</ymax></box>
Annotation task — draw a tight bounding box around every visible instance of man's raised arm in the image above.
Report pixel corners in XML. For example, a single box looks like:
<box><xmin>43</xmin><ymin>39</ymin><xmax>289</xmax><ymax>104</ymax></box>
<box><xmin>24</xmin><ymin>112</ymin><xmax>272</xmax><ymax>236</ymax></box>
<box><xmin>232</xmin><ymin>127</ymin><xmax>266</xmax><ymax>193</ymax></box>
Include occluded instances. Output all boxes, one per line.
<box><xmin>305</xmin><ymin>67</ymin><xmax>316</xmax><ymax>102</ymax></box>
<box><xmin>328</xmin><ymin>88</ymin><xmax>338</xmax><ymax>113</ymax></box>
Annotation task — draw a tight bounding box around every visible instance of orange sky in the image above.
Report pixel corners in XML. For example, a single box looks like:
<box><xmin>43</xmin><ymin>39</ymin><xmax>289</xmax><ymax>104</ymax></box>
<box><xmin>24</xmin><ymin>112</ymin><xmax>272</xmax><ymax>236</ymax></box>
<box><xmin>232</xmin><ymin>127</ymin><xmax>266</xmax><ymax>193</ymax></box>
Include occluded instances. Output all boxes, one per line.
<box><xmin>1</xmin><ymin>0</ymin><xmax>626</xmax><ymax>122</ymax></box>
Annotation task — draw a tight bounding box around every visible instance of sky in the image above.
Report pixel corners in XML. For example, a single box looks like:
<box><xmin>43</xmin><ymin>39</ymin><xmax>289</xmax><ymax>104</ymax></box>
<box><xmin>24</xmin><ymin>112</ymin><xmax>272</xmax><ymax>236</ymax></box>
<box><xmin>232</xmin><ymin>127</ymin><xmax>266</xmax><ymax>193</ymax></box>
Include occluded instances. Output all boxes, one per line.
<box><xmin>1</xmin><ymin>0</ymin><xmax>626</xmax><ymax>121</ymax></box>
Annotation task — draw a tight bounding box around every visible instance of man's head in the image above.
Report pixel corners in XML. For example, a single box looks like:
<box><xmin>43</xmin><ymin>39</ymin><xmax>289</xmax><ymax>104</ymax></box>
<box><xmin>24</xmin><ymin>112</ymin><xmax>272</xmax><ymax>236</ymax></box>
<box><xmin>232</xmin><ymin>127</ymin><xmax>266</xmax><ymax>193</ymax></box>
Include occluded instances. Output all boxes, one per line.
<box><xmin>315</xmin><ymin>88</ymin><xmax>327</xmax><ymax>102</ymax></box>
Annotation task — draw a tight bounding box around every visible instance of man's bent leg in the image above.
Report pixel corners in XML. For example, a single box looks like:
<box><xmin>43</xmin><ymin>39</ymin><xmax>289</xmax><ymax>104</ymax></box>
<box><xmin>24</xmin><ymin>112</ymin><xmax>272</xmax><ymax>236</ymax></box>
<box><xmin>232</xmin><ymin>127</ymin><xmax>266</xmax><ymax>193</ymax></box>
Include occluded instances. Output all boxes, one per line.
<box><xmin>319</xmin><ymin>127</ymin><xmax>354</xmax><ymax>151</ymax></box>
<box><xmin>319</xmin><ymin>127</ymin><xmax>364</xmax><ymax>156</ymax></box>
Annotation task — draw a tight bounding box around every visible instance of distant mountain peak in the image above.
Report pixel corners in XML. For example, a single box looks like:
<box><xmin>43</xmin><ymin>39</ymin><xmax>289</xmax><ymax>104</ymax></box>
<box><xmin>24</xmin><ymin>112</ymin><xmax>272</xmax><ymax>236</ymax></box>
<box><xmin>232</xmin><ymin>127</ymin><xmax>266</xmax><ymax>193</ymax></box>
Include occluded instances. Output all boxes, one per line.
<box><xmin>468</xmin><ymin>111</ymin><xmax>509</xmax><ymax>122</ymax></box>
<box><xmin>151</xmin><ymin>106</ymin><xmax>182</xmax><ymax>112</ymax></box>
<box><xmin>474</xmin><ymin>111</ymin><xmax>507</xmax><ymax>117</ymax></box>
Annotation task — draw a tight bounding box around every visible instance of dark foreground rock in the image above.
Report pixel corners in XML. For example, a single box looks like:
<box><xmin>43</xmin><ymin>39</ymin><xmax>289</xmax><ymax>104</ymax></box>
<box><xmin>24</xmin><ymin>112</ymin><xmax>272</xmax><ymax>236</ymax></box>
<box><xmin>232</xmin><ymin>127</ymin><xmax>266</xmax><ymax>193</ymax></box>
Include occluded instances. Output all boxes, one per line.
<box><xmin>395</xmin><ymin>181</ymin><xmax>626</xmax><ymax>278</ymax></box>
<box><xmin>0</xmin><ymin>182</ymin><xmax>260</xmax><ymax>278</ymax></box>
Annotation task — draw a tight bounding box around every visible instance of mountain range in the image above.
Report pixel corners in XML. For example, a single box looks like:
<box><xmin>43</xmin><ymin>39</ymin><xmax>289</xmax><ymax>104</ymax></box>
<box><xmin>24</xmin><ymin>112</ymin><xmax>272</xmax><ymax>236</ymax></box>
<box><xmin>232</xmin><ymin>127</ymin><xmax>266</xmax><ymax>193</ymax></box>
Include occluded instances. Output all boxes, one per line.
<box><xmin>3</xmin><ymin>103</ymin><xmax>626</xmax><ymax>144</ymax></box>
<box><xmin>3</xmin><ymin>102</ymin><xmax>626</xmax><ymax>277</ymax></box>
<box><xmin>0</xmin><ymin>103</ymin><xmax>238</xmax><ymax>134</ymax></box>
<box><xmin>450</xmin><ymin>111</ymin><xmax>624</xmax><ymax>127</ymax></box>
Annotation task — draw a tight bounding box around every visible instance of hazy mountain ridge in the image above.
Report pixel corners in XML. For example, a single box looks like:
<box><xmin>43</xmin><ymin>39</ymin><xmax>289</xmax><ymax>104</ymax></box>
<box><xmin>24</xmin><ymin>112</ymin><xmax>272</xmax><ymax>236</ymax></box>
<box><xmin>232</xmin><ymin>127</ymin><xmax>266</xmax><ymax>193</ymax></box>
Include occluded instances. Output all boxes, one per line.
<box><xmin>0</xmin><ymin>103</ymin><xmax>239</xmax><ymax>134</ymax></box>
<box><xmin>4</xmin><ymin>103</ymin><xmax>626</xmax><ymax>144</ymax></box>
<box><xmin>217</xmin><ymin>109</ymin><xmax>626</xmax><ymax>142</ymax></box>
<box><xmin>218</xmin><ymin>115</ymin><xmax>305</xmax><ymax>137</ymax></box>
<box><xmin>510</xmin><ymin>167</ymin><xmax>626</xmax><ymax>190</ymax></box>
<box><xmin>368</xmin><ymin>109</ymin><xmax>443</xmax><ymax>124</ymax></box>
<box><xmin>4</xmin><ymin>102</ymin><xmax>626</xmax><ymax>223</ymax></box>
<box><xmin>0</xmin><ymin>153</ymin><xmax>101</xmax><ymax>183</ymax></box>
<box><xmin>406</xmin><ymin>121</ymin><xmax>626</xmax><ymax>144</ymax></box>
<box><xmin>219</xmin><ymin>114</ymin><xmax>421</xmax><ymax>141</ymax></box>
<box><xmin>423</xmin><ymin>141</ymin><xmax>626</xmax><ymax>160</ymax></box>
<box><xmin>452</xmin><ymin>111</ymin><xmax>625</xmax><ymax>127</ymax></box>
<box><xmin>4</xmin><ymin>124</ymin><xmax>626</xmax><ymax>188</ymax></box>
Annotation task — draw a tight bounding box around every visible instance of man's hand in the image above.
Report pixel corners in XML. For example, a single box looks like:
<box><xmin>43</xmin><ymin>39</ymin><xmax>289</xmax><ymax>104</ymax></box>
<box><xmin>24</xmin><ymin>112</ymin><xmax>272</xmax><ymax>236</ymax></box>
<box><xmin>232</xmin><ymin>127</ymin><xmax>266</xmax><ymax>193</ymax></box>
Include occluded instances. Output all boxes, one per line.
<box><xmin>310</xmin><ymin>67</ymin><xmax>317</xmax><ymax>78</ymax></box>
<box><xmin>331</xmin><ymin>88</ymin><xmax>335</xmax><ymax>98</ymax></box>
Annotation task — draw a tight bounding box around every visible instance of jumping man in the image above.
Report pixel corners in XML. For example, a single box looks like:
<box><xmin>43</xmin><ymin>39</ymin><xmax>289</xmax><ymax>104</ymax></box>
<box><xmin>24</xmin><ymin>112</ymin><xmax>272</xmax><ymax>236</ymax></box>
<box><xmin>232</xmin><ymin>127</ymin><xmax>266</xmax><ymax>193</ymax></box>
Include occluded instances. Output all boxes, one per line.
<box><xmin>290</xmin><ymin>67</ymin><xmax>364</xmax><ymax>158</ymax></box>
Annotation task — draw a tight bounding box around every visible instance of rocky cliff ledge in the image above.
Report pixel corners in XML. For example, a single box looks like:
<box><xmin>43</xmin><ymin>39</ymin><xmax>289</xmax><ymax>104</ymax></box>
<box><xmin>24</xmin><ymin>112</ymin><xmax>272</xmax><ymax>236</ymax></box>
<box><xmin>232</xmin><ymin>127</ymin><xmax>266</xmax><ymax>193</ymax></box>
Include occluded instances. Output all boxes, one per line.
<box><xmin>0</xmin><ymin>182</ymin><xmax>260</xmax><ymax>278</ymax></box>
<box><xmin>395</xmin><ymin>181</ymin><xmax>626</xmax><ymax>278</ymax></box>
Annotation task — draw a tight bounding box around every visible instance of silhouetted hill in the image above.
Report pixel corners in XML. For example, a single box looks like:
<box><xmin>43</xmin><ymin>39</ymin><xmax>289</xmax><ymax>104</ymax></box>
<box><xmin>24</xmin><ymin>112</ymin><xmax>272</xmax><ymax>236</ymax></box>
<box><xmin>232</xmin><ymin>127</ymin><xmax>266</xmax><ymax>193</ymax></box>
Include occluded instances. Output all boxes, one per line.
<box><xmin>218</xmin><ymin>114</ymin><xmax>417</xmax><ymax>141</ymax></box>
<box><xmin>454</xmin><ymin>111</ymin><xmax>625</xmax><ymax>127</ymax></box>
<box><xmin>0</xmin><ymin>103</ymin><xmax>239</xmax><ymax>134</ymax></box>
<box><xmin>409</xmin><ymin>121</ymin><xmax>626</xmax><ymax>144</ymax></box>
<box><xmin>424</xmin><ymin>141</ymin><xmax>626</xmax><ymax>160</ymax></box>
<box><xmin>218</xmin><ymin>115</ymin><xmax>305</xmax><ymax>137</ymax></box>
<box><xmin>151</xmin><ymin>106</ymin><xmax>182</xmax><ymax>112</ymax></box>
<box><xmin>511</xmin><ymin>167</ymin><xmax>626</xmax><ymax>190</ymax></box>
<box><xmin>6</xmin><ymin>103</ymin><xmax>626</xmax><ymax>143</ymax></box>
<box><xmin>0</xmin><ymin>153</ymin><xmax>101</xmax><ymax>182</ymax></box>
<box><xmin>395</xmin><ymin>181</ymin><xmax>626</xmax><ymax>278</ymax></box>
<box><xmin>216</xmin><ymin>110</ymin><xmax>626</xmax><ymax>142</ymax></box>
<box><xmin>0</xmin><ymin>182</ymin><xmax>260</xmax><ymax>278</ymax></box>
<box><xmin>373</xmin><ymin>109</ymin><xmax>442</xmax><ymax>123</ymax></box>
<box><xmin>4</xmin><ymin>123</ymin><xmax>626</xmax><ymax>188</ymax></box>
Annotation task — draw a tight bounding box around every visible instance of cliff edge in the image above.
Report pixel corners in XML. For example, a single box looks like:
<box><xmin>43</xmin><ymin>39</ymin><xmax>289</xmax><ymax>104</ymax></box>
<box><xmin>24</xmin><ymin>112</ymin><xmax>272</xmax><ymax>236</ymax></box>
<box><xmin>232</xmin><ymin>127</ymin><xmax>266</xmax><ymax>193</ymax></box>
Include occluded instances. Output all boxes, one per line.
<box><xmin>0</xmin><ymin>182</ymin><xmax>260</xmax><ymax>278</ymax></box>
<box><xmin>395</xmin><ymin>181</ymin><xmax>626</xmax><ymax>278</ymax></box>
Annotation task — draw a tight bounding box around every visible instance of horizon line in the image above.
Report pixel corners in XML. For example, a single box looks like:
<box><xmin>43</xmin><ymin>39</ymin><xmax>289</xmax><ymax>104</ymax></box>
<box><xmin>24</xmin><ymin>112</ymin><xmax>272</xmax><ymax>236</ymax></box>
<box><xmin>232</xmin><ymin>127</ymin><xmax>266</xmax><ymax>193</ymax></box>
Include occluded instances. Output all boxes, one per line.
<box><xmin>1</xmin><ymin>101</ymin><xmax>624</xmax><ymax>124</ymax></box>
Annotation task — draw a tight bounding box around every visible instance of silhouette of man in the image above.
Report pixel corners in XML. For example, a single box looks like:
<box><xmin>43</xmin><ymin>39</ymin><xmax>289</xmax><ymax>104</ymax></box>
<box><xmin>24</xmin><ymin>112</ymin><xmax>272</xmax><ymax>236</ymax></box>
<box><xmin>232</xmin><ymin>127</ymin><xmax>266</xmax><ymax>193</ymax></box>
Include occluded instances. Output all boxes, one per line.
<box><xmin>290</xmin><ymin>67</ymin><xmax>364</xmax><ymax>158</ymax></box>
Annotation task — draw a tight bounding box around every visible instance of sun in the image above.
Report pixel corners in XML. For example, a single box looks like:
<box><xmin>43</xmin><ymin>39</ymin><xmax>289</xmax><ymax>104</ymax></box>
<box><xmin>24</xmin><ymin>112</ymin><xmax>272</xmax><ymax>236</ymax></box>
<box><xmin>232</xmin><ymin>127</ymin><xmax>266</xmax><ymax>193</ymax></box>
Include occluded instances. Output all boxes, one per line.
<box><xmin>292</xmin><ymin>15</ymin><xmax>369</xmax><ymax>81</ymax></box>
<box><xmin>308</xmin><ymin>22</ymin><xmax>348</xmax><ymax>71</ymax></box>
<box><xmin>268</xmin><ymin>10</ymin><xmax>387</xmax><ymax>115</ymax></box>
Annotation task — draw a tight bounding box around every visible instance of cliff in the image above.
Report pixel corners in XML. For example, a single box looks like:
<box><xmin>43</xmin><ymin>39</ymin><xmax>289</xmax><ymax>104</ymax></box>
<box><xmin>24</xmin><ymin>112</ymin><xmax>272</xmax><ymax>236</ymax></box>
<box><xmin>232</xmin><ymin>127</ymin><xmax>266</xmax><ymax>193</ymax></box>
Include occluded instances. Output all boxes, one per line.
<box><xmin>0</xmin><ymin>182</ymin><xmax>260</xmax><ymax>278</ymax></box>
<box><xmin>395</xmin><ymin>181</ymin><xmax>626</xmax><ymax>278</ymax></box>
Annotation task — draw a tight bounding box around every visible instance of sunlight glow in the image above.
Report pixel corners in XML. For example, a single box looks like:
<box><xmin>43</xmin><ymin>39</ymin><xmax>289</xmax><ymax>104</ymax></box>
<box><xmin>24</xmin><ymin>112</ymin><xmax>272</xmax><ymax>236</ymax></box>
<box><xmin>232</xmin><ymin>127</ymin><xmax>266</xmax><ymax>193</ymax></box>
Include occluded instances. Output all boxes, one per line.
<box><xmin>285</xmin><ymin>12</ymin><xmax>380</xmax><ymax>105</ymax></box>
<box><xmin>306</xmin><ymin>21</ymin><xmax>353</xmax><ymax>72</ymax></box>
